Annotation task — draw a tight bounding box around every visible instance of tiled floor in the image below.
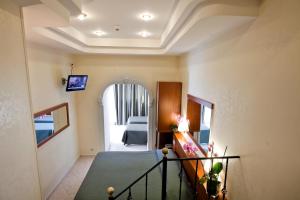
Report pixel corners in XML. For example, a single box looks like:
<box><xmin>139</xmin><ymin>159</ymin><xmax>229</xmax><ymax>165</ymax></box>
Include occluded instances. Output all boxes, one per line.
<box><xmin>47</xmin><ymin>156</ymin><xmax>94</xmax><ymax>200</ymax></box>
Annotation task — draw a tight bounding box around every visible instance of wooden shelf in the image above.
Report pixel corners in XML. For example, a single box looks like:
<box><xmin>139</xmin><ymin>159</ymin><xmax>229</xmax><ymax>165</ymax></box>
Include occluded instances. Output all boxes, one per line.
<box><xmin>173</xmin><ymin>133</ymin><xmax>206</xmax><ymax>177</ymax></box>
<box><xmin>173</xmin><ymin>132</ymin><xmax>208</xmax><ymax>200</ymax></box>
<box><xmin>173</xmin><ymin>133</ymin><xmax>228</xmax><ymax>200</ymax></box>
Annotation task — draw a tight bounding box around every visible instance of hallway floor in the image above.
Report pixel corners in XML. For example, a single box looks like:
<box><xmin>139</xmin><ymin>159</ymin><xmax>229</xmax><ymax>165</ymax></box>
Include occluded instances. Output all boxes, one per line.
<box><xmin>48</xmin><ymin>126</ymin><xmax>147</xmax><ymax>199</ymax></box>
<box><xmin>48</xmin><ymin>156</ymin><xmax>94</xmax><ymax>200</ymax></box>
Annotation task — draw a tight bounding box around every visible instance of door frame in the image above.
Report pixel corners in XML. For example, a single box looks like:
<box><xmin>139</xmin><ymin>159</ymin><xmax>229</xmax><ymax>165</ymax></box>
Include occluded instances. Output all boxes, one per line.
<box><xmin>99</xmin><ymin>78</ymin><xmax>154</xmax><ymax>151</ymax></box>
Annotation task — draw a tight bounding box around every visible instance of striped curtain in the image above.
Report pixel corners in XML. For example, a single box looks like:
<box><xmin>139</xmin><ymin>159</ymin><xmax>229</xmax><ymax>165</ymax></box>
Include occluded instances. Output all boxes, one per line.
<box><xmin>114</xmin><ymin>84</ymin><xmax>149</xmax><ymax>125</ymax></box>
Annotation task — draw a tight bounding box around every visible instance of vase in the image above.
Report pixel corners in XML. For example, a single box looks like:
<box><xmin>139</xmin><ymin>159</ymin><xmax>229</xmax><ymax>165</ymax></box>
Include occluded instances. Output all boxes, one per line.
<box><xmin>207</xmin><ymin>180</ymin><xmax>220</xmax><ymax>197</ymax></box>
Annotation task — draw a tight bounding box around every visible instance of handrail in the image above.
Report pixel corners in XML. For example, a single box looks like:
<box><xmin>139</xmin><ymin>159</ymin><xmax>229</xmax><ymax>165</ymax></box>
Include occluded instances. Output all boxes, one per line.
<box><xmin>167</xmin><ymin>155</ymin><xmax>240</xmax><ymax>161</ymax></box>
<box><xmin>112</xmin><ymin>159</ymin><xmax>163</xmax><ymax>199</ymax></box>
<box><xmin>107</xmin><ymin>148</ymin><xmax>240</xmax><ymax>200</ymax></box>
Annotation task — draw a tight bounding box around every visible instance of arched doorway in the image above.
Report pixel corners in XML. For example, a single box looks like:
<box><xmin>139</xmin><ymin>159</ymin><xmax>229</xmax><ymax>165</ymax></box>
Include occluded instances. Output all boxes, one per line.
<box><xmin>101</xmin><ymin>80</ymin><xmax>153</xmax><ymax>151</ymax></box>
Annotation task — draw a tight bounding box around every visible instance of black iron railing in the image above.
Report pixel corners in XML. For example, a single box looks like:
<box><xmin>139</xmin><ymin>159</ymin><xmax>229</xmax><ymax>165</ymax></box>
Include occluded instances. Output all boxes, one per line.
<box><xmin>107</xmin><ymin>159</ymin><xmax>163</xmax><ymax>200</ymax></box>
<box><xmin>107</xmin><ymin>148</ymin><xmax>240</xmax><ymax>200</ymax></box>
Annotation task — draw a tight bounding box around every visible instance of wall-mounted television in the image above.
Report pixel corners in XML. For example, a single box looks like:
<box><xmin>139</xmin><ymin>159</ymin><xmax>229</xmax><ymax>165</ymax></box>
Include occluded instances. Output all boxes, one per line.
<box><xmin>66</xmin><ymin>75</ymin><xmax>88</xmax><ymax>92</ymax></box>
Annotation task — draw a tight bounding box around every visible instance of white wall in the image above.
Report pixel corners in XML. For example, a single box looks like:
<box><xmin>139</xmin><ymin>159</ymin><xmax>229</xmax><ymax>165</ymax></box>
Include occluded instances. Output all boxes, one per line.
<box><xmin>73</xmin><ymin>55</ymin><xmax>180</xmax><ymax>155</ymax></box>
<box><xmin>179</xmin><ymin>0</ymin><xmax>300</xmax><ymax>199</ymax></box>
<box><xmin>0</xmin><ymin>1</ymin><xmax>41</xmax><ymax>199</ymax></box>
<box><xmin>26</xmin><ymin>43</ymin><xmax>79</xmax><ymax>199</ymax></box>
<box><xmin>103</xmin><ymin>85</ymin><xmax>117</xmax><ymax>151</ymax></box>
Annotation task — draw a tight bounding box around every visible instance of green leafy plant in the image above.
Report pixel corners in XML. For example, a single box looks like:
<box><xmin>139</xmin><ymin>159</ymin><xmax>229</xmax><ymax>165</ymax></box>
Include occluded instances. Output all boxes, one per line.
<box><xmin>199</xmin><ymin>162</ymin><xmax>223</xmax><ymax>197</ymax></box>
<box><xmin>169</xmin><ymin>124</ymin><xmax>178</xmax><ymax>132</ymax></box>
<box><xmin>199</xmin><ymin>143</ymin><xmax>228</xmax><ymax>198</ymax></box>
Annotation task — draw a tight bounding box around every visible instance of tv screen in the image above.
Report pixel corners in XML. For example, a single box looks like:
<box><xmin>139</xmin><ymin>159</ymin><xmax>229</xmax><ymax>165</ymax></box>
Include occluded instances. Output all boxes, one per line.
<box><xmin>66</xmin><ymin>75</ymin><xmax>88</xmax><ymax>91</ymax></box>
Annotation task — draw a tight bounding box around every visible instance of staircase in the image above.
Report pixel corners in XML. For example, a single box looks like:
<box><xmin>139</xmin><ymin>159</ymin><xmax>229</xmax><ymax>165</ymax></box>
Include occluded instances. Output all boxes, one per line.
<box><xmin>106</xmin><ymin>148</ymin><xmax>240</xmax><ymax>200</ymax></box>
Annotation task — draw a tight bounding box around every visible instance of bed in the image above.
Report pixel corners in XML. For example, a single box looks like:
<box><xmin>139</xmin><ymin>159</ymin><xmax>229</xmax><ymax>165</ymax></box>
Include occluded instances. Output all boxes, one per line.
<box><xmin>75</xmin><ymin>150</ymin><xmax>193</xmax><ymax>200</ymax></box>
<box><xmin>127</xmin><ymin>116</ymin><xmax>148</xmax><ymax>124</ymax></box>
<box><xmin>34</xmin><ymin>115</ymin><xmax>54</xmax><ymax>144</ymax></box>
<box><xmin>122</xmin><ymin>116</ymin><xmax>148</xmax><ymax>145</ymax></box>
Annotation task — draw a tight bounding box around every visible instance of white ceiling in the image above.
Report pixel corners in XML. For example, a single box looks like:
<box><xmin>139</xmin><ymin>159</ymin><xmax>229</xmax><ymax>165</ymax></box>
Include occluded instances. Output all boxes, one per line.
<box><xmin>70</xmin><ymin>0</ymin><xmax>178</xmax><ymax>39</ymax></box>
<box><xmin>20</xmin><ymin>0</ymin><xmax>261</xmax><ymax>55</ymax></box>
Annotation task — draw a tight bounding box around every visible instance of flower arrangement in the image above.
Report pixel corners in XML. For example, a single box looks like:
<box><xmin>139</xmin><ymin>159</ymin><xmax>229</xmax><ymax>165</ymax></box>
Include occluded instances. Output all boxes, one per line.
<box><xmin>183</xmin><ymin>142</ymin><xmax>197</xmax><ymax>154</ymax></box>
<box><xmin>177</xmin><ymin>116</ymin><xmax>189</xmax><ymax>133</ymax></box>
<box><xmin>170</xmin><ymin>115</ymin><xmax>188</xmax><ymax>133</ymax></box>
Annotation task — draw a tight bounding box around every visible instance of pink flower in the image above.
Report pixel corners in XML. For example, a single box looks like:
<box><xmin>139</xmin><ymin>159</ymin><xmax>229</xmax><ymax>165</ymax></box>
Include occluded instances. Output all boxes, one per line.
<box><xmin>208</xmin><ymin>146</ymin><xmax>212</xmax><ymax>152</ymax></box>
<box><xmin>207</xmin><ymin>142</ymin><xmax>215</xmax><ymax>152</ymax></box>
<box><xmin>183</xmin><ymin>142</ymin><xmax>196</xmax><ymax>153</ymax></box>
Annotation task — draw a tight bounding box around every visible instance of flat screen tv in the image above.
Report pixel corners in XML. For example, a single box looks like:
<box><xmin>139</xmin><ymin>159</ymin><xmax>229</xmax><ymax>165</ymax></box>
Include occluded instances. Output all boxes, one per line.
<box><xmin>66</xmin><ymin>75</ymin><xmax>88</xmax><ymax>91</ymax></box>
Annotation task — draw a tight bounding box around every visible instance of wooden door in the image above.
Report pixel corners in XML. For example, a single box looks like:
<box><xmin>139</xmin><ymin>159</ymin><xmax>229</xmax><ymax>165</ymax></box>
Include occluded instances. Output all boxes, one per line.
<box><xmin>156</xmin><ymin>82</ymin><xmax>182</xmax><ymax>132</ymax></box>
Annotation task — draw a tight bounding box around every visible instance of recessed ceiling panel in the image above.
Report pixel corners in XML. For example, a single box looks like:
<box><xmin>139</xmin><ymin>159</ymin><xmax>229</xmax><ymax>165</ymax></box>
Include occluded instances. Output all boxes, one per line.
<box><xmin>22</xmin><ymin>0</ymin><xmax>260</xmax><ymax>55</ymax></box>
<box><xmin>70</xmin><ymin>0</ymin><xmax>178</xmax><ymax>39</ymax></box>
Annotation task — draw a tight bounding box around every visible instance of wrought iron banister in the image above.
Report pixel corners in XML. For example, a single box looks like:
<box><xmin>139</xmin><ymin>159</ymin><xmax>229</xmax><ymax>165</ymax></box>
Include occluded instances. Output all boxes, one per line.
<box><xmin>108</xmin><ymin>159</ymin><xmax>163</xmax><ymax>200</ymax></box>
<box><xmin>107</xmin><ymin>148</ymin><xmax>240</xmax><ymax>200</ymax></box>
<box><xmin>167</xmin><ymin>155</ymin><xmax>240</xmax><ymax>200</ymax></box>
<box><xmin>167</xmin><ymin>155</ymin><xmax>240</xmax><ymax>161</ymax></box>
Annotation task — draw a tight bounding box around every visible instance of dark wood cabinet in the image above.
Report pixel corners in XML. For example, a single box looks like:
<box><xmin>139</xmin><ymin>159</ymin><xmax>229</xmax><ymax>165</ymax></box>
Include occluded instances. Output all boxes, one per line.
<box><xmin>156</xmin><ymin>82</ymin><xmax>182</xmax><ymax>148</ymax></box>
<box><xmin>156</xmin><ymin>131</ymin><xmax>173</xmax><ymax>149</ymax></box>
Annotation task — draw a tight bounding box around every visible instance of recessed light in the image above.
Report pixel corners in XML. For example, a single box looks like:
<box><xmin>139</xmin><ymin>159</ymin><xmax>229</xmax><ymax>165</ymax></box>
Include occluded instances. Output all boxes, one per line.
<box><xmin>77</xmin><ymin>13</ymin><xmax>87</xmax><ymax>21</ymax></box>
<box><xmin>139</xmin><ymin>12</ymin><xmax>154</xmax><ymax>21</ymax></box>
<box><xmin>93</xmin><ymin>30</ymin><xmax>106</xmax><ymax>37</ymax></box>
<box><xmin>138</xmin><ymin>31</ymin><xmax>151</xmax><ymax>38</ymax></box>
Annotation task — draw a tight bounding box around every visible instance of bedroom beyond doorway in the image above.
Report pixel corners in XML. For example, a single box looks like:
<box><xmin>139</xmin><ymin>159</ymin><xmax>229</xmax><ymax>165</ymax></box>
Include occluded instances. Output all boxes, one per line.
<box><xmin>102</xmin><ymin>83</ymin><xmax>149</xmax><ymax>151</ymax></box>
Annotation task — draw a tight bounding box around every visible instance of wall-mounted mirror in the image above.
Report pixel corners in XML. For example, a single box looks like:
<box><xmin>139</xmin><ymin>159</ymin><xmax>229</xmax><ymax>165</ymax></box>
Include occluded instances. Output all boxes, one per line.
<box><xmin>34</xmin><ymin>103</ymin><xmax>69</xmax><ymax>147</ymax></box>
<box><xmin>187</xmin><ymin>94</ymin><xmax>214</xmax><ymax>153</ymax></box>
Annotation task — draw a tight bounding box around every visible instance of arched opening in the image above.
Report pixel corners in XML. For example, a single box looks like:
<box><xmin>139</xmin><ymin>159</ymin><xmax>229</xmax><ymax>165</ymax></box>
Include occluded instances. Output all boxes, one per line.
<box><xmin>101</xmin><ymin>81</ymin><xmax>152</xmax><ymax>151</ymax></box>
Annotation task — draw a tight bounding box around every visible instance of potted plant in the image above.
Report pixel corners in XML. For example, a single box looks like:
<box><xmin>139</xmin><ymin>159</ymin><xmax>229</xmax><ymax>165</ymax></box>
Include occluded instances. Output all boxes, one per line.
<box><xmin>169</xmin><ymin>123</ymin><xmax>178</xmax><ymax>132</ymax></box>
<box><xmin>200</xmin><ymin>143</ymin><xmax>227</xmax><ymax>198</ymax></box>
<box><xmin>200</xmin><ymin>162</ymin><xmax>223</xmax><ymax>197</ymax></box>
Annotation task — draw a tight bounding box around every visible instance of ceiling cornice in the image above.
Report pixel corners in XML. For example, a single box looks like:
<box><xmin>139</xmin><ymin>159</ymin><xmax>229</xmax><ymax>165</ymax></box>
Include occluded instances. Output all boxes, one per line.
<box><xmin>23</xmin><ymin>0</ymin><xmax>261</xmax><ymax>55</ymax></box>
<box><xmin>160</xmin><ymin>0</ymin><xmax>206</xmax><ymax>48</ymax></box>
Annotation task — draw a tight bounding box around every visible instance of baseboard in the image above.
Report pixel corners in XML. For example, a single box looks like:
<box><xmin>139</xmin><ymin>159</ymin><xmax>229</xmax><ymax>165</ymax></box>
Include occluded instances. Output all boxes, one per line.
<box><xmin>44</xmin><ymin>155</ymin><xmax>80</xmax><ymax>200</ymax></box>
<box><xmin>80</xmin><ymin>153</ymin><xmax>97</xmax><ymax>156</ymax></box>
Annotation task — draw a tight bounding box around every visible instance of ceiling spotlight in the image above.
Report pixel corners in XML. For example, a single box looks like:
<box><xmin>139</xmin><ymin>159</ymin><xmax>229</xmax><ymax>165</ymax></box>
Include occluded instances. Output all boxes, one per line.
<box><xmin>138</xmin><ymin>31</ymin><xmax>151</xmax><ymax>38</ymax></box>
<box><xmin>93</xmin><ymin>30</ymin><xmax>106</xmax><ymax>37</ymax></box>
<box><xmin>140</xmin><ymin>12</ymin><xmax>154</xmax><ymax>21</ymax></box>
<box><xmin>77</xmin><ymin>13</ymin><xmax>87</xmax><ymax>21</ymax></box>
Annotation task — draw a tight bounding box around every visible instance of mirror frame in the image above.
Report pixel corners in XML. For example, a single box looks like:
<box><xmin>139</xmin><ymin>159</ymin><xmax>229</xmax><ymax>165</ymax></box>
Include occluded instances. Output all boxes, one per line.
<box><xmin>34</xmin><ymin>102</ymin><xmax>70</xmax><ymax>147</ymax></box>
<box><xmin>187</xmin><ymin>94</ymin><xmax>214</xmax><ymax>156</ymax></box>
